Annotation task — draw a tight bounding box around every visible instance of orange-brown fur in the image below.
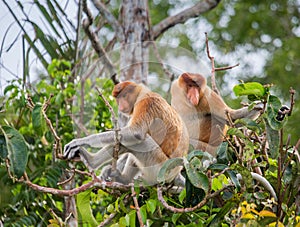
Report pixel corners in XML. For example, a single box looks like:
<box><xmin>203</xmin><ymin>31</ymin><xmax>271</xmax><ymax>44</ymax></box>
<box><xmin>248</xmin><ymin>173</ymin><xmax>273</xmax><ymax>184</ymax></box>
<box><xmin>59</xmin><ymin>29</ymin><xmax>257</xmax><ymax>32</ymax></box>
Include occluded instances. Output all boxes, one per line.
<box><xmin>171</xmin><ymin>73</ymin><xmax>258</xmax><ymax>156</ymax></box>
<box><xmin>113</xmin><ymin>81</ymin><xmax>187</xmax><ymax>159</ymax></box>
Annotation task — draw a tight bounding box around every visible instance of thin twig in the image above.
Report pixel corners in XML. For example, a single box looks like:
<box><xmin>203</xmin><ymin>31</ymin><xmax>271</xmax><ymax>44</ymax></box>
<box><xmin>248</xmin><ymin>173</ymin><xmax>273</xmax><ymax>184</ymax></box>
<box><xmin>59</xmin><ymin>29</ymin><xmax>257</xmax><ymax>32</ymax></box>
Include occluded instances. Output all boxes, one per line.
<box><xmin>157</xmin><ymin>184</ymin><xmax>233</xmax><ymax>213</ymax></box>
<box><xmin>91</xmin><ymin>0</ymin><xmax>124</xmax><ymax>41</ymax></box>
<box><xmin>205</xmin><ymin>32</ymin><xmax>219</xmax><ymax>95</ymax></box>
<box><xmin>41</xmin><ymin>95</ymin><xmax>62</xmax><ymax>158</ymax></box>
<box><xmin>205</xmin><ymin>33</ymin><xmax>240</xmax><ymax>95</ymax></box>
<box><xmin>98</xmin><ymin>213</ymin><xmax>117</xmax><ymax>227</ymax></box>
<box><xmin>215</xmin><ymin>63</ymin><xmax>240</xmax><ymax>71</ymax></box>
<box><xmin>95</xmin><ymin>87</ymin><xmax>120</xmax><ymax>170</ymax></box>
<box><xmin>288</xmin><ymin>87</ymin><xmax>295</xmax><ymax>116</ymax></box>
<box><xmin>82</xmin><ymin>0</ymin><xmax>118</xmax><ymax>84</ymax></box>
<box><xmin>131</xmin><ymin>186</ymin><xmax>144</xmax><ymax>226</ymax></box>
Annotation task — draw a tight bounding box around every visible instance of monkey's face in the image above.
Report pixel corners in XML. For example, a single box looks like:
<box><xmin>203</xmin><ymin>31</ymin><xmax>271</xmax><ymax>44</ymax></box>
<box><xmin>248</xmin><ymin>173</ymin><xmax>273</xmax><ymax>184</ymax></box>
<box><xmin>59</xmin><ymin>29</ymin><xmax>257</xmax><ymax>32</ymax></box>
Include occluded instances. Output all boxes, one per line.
<box><xmin>113</xmin><ymin>81</ymin><xmax>139</xmax><ymax>115</ymax></box>
<box><xmin>116</xmin><ymin>96</ymin><xmax>134</xmax><ymax>114</ymax></box>
<box><xmin>178</xmin><ymin>73</ymin><xmax>206</xmax><ymax>106</ymax></box>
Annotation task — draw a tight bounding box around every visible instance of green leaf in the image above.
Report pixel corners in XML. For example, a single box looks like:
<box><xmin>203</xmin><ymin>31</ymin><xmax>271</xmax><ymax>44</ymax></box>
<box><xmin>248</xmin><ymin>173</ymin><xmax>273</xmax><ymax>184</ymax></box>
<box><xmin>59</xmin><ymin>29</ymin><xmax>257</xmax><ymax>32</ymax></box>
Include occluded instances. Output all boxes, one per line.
<box><xmin>207</xmin><ymin>199</ymin><xmax>238</xmax><ymax>226</ymax></box>
<box><xmin>234</xmin><ymin>118</ymin><xmax>261</xmax><ymax>134</ymax></box>
<box><xmin>225</xmin><ymin>170</ymin><xmax>241</xmax><ymax>192</ymax></box>
<box><xmin>226</xmin><ymin>128</ymin><xmax>246</xmax><ymax>139</ymax></box>
<box><xmin>230</xmin><ymin>164</ymin><xmax>253</xmax><ymax>190</ymax></box>
<box><xmin>77</xmin><ymin>190</ymin><xmax>98</xmax><ymax>227</ymax></box>
<box><xmin>184</xmin><ymin>162</ymin><xmax>209</xmax><ymax>193</ymax></box>
<box><xmin>140</xmin><ymin>205</ymin><xmax>147</xmax><ymax>224</ymax></box>
<box><xmin>32</xmin><ymin>104</ymin><xmax>46</xmax><ymax>135</ymax></box>
<box><xmin>157</xmin><ymin>157</ymin><xmax>183</xmax><ymax>184</ymax></box>
<box><xmin>178</xmin><ymin>189</ymin><xmax>186</xmax><ymax>204</ymax></box>
<box><xmin>266</xmin><ymin>95</ymin><xmax>284</xmax><ymax>130</ymax></box>
<box><xmin>3</xmin><ymin>84</ymin><xmax>17</xmax><ymax>95</ymax></box>
<box><xmin>0</xmin><ymin>134</ymin><xmax>8</xmax><ymax>159</ymax></box>
<box><xmin>172</xmin><ymin>213</ymin><xmax>182</xmax><ymax>225</ymax></box>
<box><xmin>0</xmin><ymin>126</ymin><xmax>28</xmax><ymax>178</ymax></box>
<box><xmin>233</xmin><ymin>82</ymin><xmax>266</xmax><ymax>99</ymax></box>
<box><xmin>265</xmin><ymin>119</ymin><xmax>280</xmax><ymax>159</ymax></box>
<box><xmin>146</xmin><ymin>199</ymin><xmax>157</xmax><ymax>214</ymax></box>
<box><xmin>128</xmin><ymin>210</ymin><xmax>136</xmax><ymax>227</ymax></box>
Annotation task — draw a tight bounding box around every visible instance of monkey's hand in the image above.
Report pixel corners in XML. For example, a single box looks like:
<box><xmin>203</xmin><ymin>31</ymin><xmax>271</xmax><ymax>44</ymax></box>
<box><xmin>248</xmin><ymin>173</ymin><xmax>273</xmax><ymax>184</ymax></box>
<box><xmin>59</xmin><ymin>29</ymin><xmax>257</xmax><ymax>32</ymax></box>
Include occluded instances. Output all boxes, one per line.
<box><xmin>63</xmin><ymin>139</ymin><xmax>85</xmax><ymax>160</ymax></box>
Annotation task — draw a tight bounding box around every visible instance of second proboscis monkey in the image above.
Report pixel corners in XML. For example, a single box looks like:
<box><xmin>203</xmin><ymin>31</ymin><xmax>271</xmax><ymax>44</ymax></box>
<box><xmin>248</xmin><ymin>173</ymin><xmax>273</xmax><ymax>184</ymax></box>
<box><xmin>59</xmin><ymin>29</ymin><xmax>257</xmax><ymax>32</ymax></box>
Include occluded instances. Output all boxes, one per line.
<box><xmin>171</xmin><ymin>73</ymin><xmax>260</xmax><ymax>156</ymax></box>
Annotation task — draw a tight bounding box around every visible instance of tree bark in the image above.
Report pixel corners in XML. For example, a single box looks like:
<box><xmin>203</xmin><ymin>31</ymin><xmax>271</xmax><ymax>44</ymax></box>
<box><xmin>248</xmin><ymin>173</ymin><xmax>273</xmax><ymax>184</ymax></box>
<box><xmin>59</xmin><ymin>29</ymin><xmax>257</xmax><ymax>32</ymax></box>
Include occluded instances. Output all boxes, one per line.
<box><xmin>119</xmin><ymin>0</ymin><xmax>150</xmax><ymax>83</ymax></box>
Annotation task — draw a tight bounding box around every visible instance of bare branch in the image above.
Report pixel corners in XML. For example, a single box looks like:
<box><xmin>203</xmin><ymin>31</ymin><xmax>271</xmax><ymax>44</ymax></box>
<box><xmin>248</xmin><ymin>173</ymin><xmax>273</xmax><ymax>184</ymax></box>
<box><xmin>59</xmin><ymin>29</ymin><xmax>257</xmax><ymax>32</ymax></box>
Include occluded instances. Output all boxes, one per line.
<box><xmin>152</xmin><ymin>0</ymin><xmax>221</xmax><ymax>39</ymax></box>
<box><xmin>96</xmin><ymin>87</ymin><xmax>120</xmax><ymax>170</ymax></box>
<box><xmin>131</xmin><ymin>186</ymin><xmax>144</xmax><ymax>226</ymax></box>
<box><xmin>205</xmin><ymin>33</ymin><xmax>239</xmax><ymax>95</ymax></box>
<box><xmin>288</xmin><ymin>87</ymin><xmax>295</xmax><ymax>116</ymax></box>
<box><xmin>205</xmin><ymin>32</ymin><xmax>219</xmax><ymax>94</ymax></box>
<box><xmin>82</xmin><ymin>0</ymin><xmax>119</xmax><ymax>84</ymax></box>
<box><xmin>91</xmin><ymin>0</ymin><xmax>124</xmax><ymax>41</ymax></box>
<box><xmin>215</xmin><ymin>63</ymin><xmax>240</xmax><ymax>71</ymax></box>
<box><xmin>41</xmin><ymin>95</ymin><xmax>62</xmax><ymax>158</ymax></box>
<box><xmin>157</xmin><ymin>184</ymin><xmax>233</xmax><ymax>213</ymax></box>
<box><xmin>22</xmin><ymin>172</ymin><xmax>133</xmax><ymax>196</ymax></box>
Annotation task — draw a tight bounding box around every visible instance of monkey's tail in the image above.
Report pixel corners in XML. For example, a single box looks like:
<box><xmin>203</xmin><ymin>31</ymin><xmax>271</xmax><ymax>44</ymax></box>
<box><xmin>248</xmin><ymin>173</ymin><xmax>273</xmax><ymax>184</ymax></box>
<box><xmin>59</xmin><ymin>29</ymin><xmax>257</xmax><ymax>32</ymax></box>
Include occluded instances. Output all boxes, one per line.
<box><xmin>237</xmin><ymin>172</ymin><xmax>277</xmax><ymax>201</ymax></box>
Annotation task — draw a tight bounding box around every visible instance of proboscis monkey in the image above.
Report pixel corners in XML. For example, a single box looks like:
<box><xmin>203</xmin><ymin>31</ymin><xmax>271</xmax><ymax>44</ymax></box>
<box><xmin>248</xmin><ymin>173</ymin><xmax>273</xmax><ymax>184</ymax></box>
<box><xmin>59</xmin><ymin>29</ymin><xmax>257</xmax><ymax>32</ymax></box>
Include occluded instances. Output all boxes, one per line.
<box><xmin>171</xmin><ymin>73</ymin><xmax>261</xmax><ymax>156</ymax></box>
<box><xmin>171</xmin><ymin>73</ymin><xmax>277</xmax><ymax>200</ymax></box>
<box><xmin>64</xmin><ymin>81</ymin><xmax>189</xmax><ymax>185</ymax></box>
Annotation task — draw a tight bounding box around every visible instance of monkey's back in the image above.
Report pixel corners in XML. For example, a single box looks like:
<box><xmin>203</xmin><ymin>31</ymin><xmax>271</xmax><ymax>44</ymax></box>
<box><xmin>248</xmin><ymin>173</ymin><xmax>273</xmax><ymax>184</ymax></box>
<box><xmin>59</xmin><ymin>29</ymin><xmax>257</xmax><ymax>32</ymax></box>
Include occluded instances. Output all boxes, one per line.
<box><xmin>131</xmin><ymin>92</ymin><xmax>188</xmax><ymax>158</ymax></box>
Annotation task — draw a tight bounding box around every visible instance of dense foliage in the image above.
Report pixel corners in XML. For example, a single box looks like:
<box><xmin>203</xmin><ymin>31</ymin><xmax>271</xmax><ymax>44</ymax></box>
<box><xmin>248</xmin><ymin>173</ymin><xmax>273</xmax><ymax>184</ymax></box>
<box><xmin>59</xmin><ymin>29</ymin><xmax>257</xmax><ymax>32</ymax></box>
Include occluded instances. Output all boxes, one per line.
<box><xmin>0</xmin><ymin>0</ymin><xmax>299</xmax><ymax>226</ymax></box>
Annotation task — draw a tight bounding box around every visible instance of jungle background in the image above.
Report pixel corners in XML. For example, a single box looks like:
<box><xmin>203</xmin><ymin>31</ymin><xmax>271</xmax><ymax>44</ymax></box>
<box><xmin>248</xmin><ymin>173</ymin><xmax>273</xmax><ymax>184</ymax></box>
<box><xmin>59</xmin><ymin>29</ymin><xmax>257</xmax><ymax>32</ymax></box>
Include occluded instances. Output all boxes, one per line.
<box><xmin>0</xmin><ymin>0</ymin><xmax>299</xmax><ymax>226</ymax></box>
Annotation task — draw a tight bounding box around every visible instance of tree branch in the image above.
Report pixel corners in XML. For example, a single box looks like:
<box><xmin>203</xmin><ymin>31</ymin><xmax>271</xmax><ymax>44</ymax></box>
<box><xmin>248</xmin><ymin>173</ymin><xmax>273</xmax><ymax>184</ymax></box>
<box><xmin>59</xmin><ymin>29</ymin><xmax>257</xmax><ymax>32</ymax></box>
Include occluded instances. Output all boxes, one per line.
<box><xmin>96</xmin><ymin>87</ymin><xmax>120</xmax><ymax>171</ymax></box>
<box><xmin>157</xmin><ymin>184</ymin><xmax>233</xmax><ymax>213</ymax></box>
<box><xmin>131</xmin><ymin>186</ymin><xmax>144</xmax><ymax>226</ymax></box>
<box><xmin>152</xmin><ymin>0</ymin><xmax>221</xmax><ymax>40</ymax></box>
<box><xmin>82</xmin><ymin>0</ymin><xmax>119</xmax><ymax>84</ymax></box>
<box><xmin>91</xmin><ymin>0</ymin><xmax>124</xmax><ymax>41</ymax></box>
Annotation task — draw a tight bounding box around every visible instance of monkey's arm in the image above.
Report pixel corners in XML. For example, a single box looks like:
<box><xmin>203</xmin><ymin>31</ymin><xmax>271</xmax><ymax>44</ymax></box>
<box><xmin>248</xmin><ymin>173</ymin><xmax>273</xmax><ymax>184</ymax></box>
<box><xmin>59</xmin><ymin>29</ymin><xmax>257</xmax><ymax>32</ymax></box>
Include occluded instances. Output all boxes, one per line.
<box><xmin>63</xmin><ymin>127</ymin><xmax>160</xmax><ymax>160</ymax></box>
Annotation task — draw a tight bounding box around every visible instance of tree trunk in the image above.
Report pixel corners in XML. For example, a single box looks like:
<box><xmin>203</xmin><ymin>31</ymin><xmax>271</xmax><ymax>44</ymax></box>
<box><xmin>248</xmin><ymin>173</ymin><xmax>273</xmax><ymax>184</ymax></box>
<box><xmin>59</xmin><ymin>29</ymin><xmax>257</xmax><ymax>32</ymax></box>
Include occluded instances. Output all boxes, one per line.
<box><xmin>119</xmin><ymin>0</ymin><xmax>150</xmax><ymax>84</ymax></box>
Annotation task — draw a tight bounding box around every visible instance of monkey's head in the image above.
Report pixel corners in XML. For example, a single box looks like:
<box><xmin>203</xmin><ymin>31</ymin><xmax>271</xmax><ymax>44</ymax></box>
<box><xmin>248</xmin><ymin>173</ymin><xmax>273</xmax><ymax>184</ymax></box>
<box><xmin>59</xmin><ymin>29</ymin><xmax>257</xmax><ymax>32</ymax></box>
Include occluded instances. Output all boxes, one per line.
<box><xmin>178</xmin><ymin>73</ymin><xmax>207</xmax><ymax>106</ymax></box>
<box><xmin>112</xmin><ymin>81</ymin><xmax>142</xmax><ymax>115</ymax></box>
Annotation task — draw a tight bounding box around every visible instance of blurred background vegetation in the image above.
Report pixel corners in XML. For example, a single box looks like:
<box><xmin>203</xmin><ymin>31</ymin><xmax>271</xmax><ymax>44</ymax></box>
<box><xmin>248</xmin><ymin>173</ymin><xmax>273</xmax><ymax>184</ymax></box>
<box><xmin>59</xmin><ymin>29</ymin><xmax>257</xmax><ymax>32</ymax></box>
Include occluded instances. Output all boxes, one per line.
<box><xmin>0</xmin><ymin>0</ymin><xmax>299</xmax><ymax>226</ymax></box>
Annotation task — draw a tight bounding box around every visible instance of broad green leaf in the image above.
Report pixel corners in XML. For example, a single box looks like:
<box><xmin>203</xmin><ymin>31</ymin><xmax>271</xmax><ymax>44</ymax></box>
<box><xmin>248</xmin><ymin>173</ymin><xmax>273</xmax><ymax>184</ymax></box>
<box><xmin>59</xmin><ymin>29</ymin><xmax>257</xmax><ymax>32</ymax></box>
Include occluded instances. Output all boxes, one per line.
<box><xmin>184</xmin><ymin>162</ymin><xmax>209</xmax><ymax>192</ymax></box>
<box><xmin>234</xmin><ymin>118</ymin><xmax>261</xmax><ymax>134</ymax></box>
<box><xmin>216</xmin><ymin>142</ymin><xmax>232</xmax><ymax>164</ymax></box>
<box><xmin>231</xmin><ymin>164</ymin><xmax>253</xmax><ymax>190</ymax></box>
<box><xmin>146</xmin><ymin>199</ymin><xmax>157</xmax><ymax>214</ymax></box>
<box><xmin>3</xmin><ymin>84</ymin><xmax>17</xmax><ymax>95</ymax></box>
<box><xmin>77</xmin><ymin>190</ymin><xmax>98</xmax><ymax>227</ymax></box>
<box><xmin>225</xmin><ymin>169</ymin><xmax>241</xmax><ymax>192</ymax></box>
<box><xmin>266</xmin><ymin>95</ymin><xmax>284</xmax><ymax>130</ymax></box>
<box><xmin>128</xmin><ymin>210</ymin><xmax>136</xmax><ymax>227</ymax></box>
<box><xmin>1</xmin><ymin>126</ymin><xmax>28</xmax><ymax>178</ymax></box>
<box><xmin>178</xmin><ymin>189</ymin><xmax>186</xmax><ymax>204</ymax></box>
<box><xmin>187</xmin><ymin>150</ymin><xmax>205</xmax><ymax>161</ymax></box>
<box><xmin>140</xmin><ymin>205</ymin><xmax>147</xmax><ymax>224</ymax></box>
<box><xmin>32</xmin><ymin>104</ymin><xmax>46</xmax><ymax>135</ymax></box>
<box><xmin>265</xmin><ymin>119</ymin><xmax>280</xmax><ymax>159</ymax></box>
<box><xmin>157</xmin><ymin>157</ymin><xmax>183</xmax><ymax>184</ymax></box>
<box><xmin>172</xmin><ymin>213</ymin><xmax>182</xmax><ymax>225</ymax></box>
<box><xmin>119</xmin><ymin>217</ymin><xmax>128</xmax><ymax>227</ymax></box>
<box><xmin>233</xmin><ymin>82</ymin><xmax>266</xmax><ymax>99</ymax></box>
<box><xmin>208</xmin><ymin>200</ymin><xmax>238</xmax><ymax>226</ymax></box>
<box><xmin>0</xmin><ymin>135</ymin><xmax>8</xmax><ymax>159</ymax></box>
<box><xmin>226</xmin><ymin>128</ymin><xmax>246</xmax><ymax>139</ymax></box>
<box><xmin>208</xmin><ymin>163</ymin><xmax>228</xmax><ymax>171</ymax></box>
